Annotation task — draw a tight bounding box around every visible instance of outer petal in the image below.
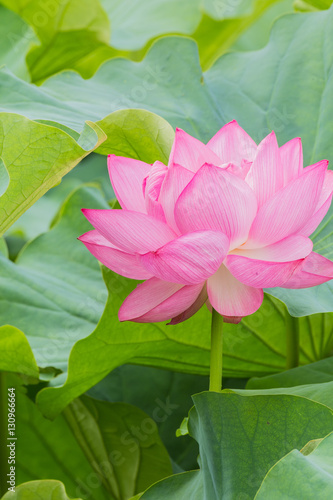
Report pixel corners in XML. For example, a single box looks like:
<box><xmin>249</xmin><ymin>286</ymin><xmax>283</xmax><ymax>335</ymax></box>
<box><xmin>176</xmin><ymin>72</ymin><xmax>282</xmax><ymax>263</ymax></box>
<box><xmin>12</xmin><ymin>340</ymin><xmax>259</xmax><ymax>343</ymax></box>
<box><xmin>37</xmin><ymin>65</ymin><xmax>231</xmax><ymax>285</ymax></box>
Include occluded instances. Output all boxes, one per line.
<box><xmin>82</xmin><ymin>209</ymin><xmax>177</xmax><ymax>254</ymax></box>
<box><xmin>169</xmin><ymin>128</ymin><xmax>221</xmax><ymax>172</ymax></box>
<box><xmin>207</xmin><ymin>264</ymin><xmax>263</xmax><ymax>317</ymax></box>
<box><xmin>119</xmin><ymin>277</ymin><xmax>203</xmax><ymax>322</ymax></box>
<box><xmin>158</xmin><ymin>163</ymin><xmax>194</xmax><ymax>233</ymax></box>
<box><xmin>225</xmin><ymin>255</ymin><xmax>304</xmax><ymax>288</ymax></box>
<box><xmin>281</xmin><ymin>252</ymin><xmax>333</xmax><ymax>289</ymax></box>
<box><xmin>141</xmin><ymin>231</ymin><xmax>229</xmax><ymax>285</ymax></box>
<box><xmin>280</xmin><ymin>137</ymin><xmax>303</xmax><ymax>185</ymax></box>
<box><xmin>232</xmin><ymin>235</ymin><xmax>313</xmax><ymax>262</ymax></box>
<box><xmin>169</xmin><ymin>286</ymin><xmax>208</xmax><ymax>325</ymax></box>
<box><xmin>175</xmin><ymin>163</ymin><xmax>258</xmax><ymax>249</ymax></box>
<box><xmin>245</xmin><ymin>131</ymin><xmax>284</xmax><ymax>207</ymax></box>
<box><xmin>143</xmin><ymin>161</ymin><xmax>168</xmax><ymax>222</ymax></box>
<box><xmin>78</xmin><ymin>230</ymin><xmax>153</xmax><ymax>279</ymax></box>
<box><xmin>246</xmin><ymin>160</ymin><xmax>327</xmax><ymax>248</ymax></box>
<box><xmin>300</xmin><ymin>170</ymin><xmax>333</xmax><ymax>236</ymax></box>
<box><xmin>207</xmin><ymin>120</ymin><xmax>257</xmax><ymax>164</ymax></box>
<box><xmin>108</xmin><ymin>155</ymin><xmax>151</xmax><ymax>212</ymax></box>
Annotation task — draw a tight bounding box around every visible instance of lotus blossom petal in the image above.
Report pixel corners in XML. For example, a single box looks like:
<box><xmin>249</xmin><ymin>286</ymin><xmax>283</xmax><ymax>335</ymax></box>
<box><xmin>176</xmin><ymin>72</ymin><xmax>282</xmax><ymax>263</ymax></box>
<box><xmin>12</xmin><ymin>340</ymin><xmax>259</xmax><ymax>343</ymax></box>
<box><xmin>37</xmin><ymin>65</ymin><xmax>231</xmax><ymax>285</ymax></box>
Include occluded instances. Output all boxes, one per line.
<box><xmin>141</xmin><ymin>231</ymin><xmax>229</xmax><ymax>285</ymax></box>
<box><xmin>119</xmin><ymin>277</ymin><xmax>203</xmax><ymax>322</ymax></box>
<box><xmin>300</xmin><ymin>170</ymin><xmax>333</xmax><ymax>236</ymax></box>
<box><xmin>108</xmin><ymin>155</ymin><xmax>151</xmax><ymax>212</ymax></box>
<box><xmin>78</xmin><ymin>230</ymin><xmax>153</xmax><ymax>280</ymax></box>
<box><xmin>224</xmin><ymin>159</ymin><xmax>252</xmax><ymax>180</ymax></box>
<box><xmin>280</xmin><ymin>137</ymin><xmax>303</xmax><ymax>185</ymax></box>
<box><xmin>169</xmin><ymin>128</ymin><xmax>221</xmax><ymax>172</ymax></box>
<box><xmin>175</xmin><ymin>164</ymin><xmax>258</xmax><ymax>249</ymax></box>
<box><xmin>169</xmin><ymin>286</ymin><xmax>208</xmax><ymax>325</ymax></box>
<box><xmin>82</xmin><ymin>209</ymin><xmax>177</xmax><ymax>254</ymax></box>
<box><xmin>143</xmin><ymin>161</ymin><xmax>168</xmax><ymax>222</ymax></box>
<box><xmin>246</xmin><ymin>160</ymin><xmax>328</xmax><ymax>248</ymax></box>
<box><xmin>158</xmin><ymin>163</ymin><xmax>194</xmax><ymax>233</ymax></box>
<box><xmin>207</xmin><ymin>120</ymin><xmax>257</xmax><ymax>165</ymax></box>
<box><xmin>225</xmin><ymin>255</ymin><xmax>304</xmax><ymax>288</ymax></box>
<box><xmin>245</xmin><ymin>132</ymin><xmax>284</xmax><ymax>207</ymax></box>
<box><xmin>233</xmin><ymin>235</ymin><xmax>313</xmax><ymax>262</ymax></box>
<box><xmin>207</xmin><ymin>264</ymin><xmax>263</xmax><ymax>317</ymax></box>
<box><xmin>281</xmin><ymin>252</ymin><xmax>333</xmax><ymax>288</ymax></box>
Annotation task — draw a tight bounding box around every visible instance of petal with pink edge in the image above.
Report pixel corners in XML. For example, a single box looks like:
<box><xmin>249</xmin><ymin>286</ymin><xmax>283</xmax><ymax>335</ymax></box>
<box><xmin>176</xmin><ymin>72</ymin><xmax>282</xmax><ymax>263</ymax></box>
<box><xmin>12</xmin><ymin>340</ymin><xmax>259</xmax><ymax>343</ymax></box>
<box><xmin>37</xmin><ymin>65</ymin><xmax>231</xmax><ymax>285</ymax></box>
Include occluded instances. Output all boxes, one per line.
<box><xmin>118</xmin><ymin>277</ymin><xmax>203</xmax><ymax>322</ymax></box>
<box><xmin>207</xmin><ymin>120</ymin><xmax>257</xmax><ymax>165</ymax></box>
<box><xmin>82</xmin><ymin>209</ymin><xmax>177</xmax><ymax>254</ymax></box>
<box><xmin>175</xmin><ymin>164</ymin><xmax>258</xmax><ymax>249</ymax></box>
<box><xmin>246</xmin><ymin>160</ymin><xmax>327</xmax><ymax>248</ymax></box>
<box><xmin>225</xmin><ymin>255</ymin><xmax>304</xmax><ymax>288</ymax></box>
<box><xmin>232</xmin><ymin>235</ymin><xmax>313</xmax><ymax>262</ymax></box>
<box><xmin>141</xmin><ymin>230</ymin><xmax>229</xmax><ymax>285</ymax></box>
<box><xmin>143</xmin><ymin>161</ymin><xmax>168</xmax><ymax>222</ymax></box>
<box><xmin>169</xmin><ymin>286</ymin><xmax>208</xmax><ymax>324</ymax></box>
<box><xmin>281</xmin><ymin>252</ymin><xmax>333</xmax><ymax>289</ymax></box>
<box><xmin>158</xmin><ymin>163</ymin><xmax>194</xmax><ymax>233</ymax></box>
<box><xmin>300</xmin><ymin>170</ymin><xmax>333</xmax><ymax>236</ymax></box>
<box><xmin>108</xmin><ymin>155</ymin><xmax>151</xmax><ymax>212</ymax></box>
<box><xmin>207</xmin><ymin>264</ymin><xmax>263</xmax><ymax>317</ymax></box>
<box><xmin>78</xmin><ymin>230</ymin><xmax>153</xmax><ymax>280</ymax></box>
<box><xmin>280</xmin><ymin>137</ymin><xmax>303</xmax><ymax>186</ymax></box>
<box><xmin>169</xmin><ymin>128</ymin><xmax>221</xmax><ymax>172</ymax></box>
<box><xmin>245</xmin><ymin>131</ymin><xmax>284</xmax><ymax>207</ymax></box>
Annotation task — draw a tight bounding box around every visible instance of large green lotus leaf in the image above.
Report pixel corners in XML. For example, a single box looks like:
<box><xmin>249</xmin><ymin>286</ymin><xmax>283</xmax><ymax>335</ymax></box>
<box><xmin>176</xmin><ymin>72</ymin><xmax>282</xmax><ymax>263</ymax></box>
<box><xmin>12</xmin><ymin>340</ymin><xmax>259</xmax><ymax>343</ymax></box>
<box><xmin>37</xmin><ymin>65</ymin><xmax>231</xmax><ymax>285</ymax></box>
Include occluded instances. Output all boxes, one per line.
<box><xmin>140</xmin><ymin>392</ymin><xmax>333</xmax><ymax>499</ymax></box>
<box><xmin>87</xmin><ymin>365</ymin><xmax>208</xmax><ymax>471</ymax></box>
<box><xmin>295</xmin><ymin>0</ymin><xmax>333</xmax><ymax>10</ymax></box>
<box><xmin>0</xmin><ymin>0</ymin><xmax>293</xmax><ymax>82</ymax></box>
<box><xmin>9</xmin><ymin>391</ymin><xmax>171</xmax><ymax>500</ymax></box>
<box><xmin>35</xmin><ymin>260</ymin><xmax>333</xmax><ymax>419</ymax></box>
<box><xmin>0</xmin><ymin>5</ymin><xmax>36</xmax><ymax>81</ymax></box>
<box><xmin>248</xmin><ymin>356</ymin><xmax>333</xmax><ymax>388</ymax></box>
<box><xmin>0</xmin><ymin>186</ymin><xmax>109</xmax><ymax>378</ymax></box>
<box><xmin>1</xmin><ymin>480</ymin><xmax>81</xmax><ymax>500</ymax></box>
<box><xmin>0</xmin><ymin>7</ymin><xmax>332</xmax><ymax>163</ymax></box>
<box><xmin>255</xmin><ymin>431</ymin><xmax>333</xmax><ymax>499</ymax></box>
<box><xmin>0</xmin><ymin>113</ymin><xmax>106</xmax><ymax>236</ymax></box>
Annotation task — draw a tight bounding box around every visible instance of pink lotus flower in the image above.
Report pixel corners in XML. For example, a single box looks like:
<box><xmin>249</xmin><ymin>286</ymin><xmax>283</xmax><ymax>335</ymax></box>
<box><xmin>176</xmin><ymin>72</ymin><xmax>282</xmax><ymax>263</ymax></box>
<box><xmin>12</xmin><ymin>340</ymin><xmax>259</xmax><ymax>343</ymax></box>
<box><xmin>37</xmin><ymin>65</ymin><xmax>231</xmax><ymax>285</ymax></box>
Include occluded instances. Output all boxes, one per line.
<box><xmin>79</xmin><ymin>121</ymin><xmax>333</xmax><ymax>324</ymax></box>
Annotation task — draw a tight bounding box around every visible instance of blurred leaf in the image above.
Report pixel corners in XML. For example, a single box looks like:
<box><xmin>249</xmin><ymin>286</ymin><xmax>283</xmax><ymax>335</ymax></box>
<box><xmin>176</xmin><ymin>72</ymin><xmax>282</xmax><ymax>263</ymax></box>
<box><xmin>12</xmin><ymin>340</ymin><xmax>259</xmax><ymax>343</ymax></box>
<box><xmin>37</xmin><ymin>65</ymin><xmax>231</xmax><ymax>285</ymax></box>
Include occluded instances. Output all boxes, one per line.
<box><xmin>0</xmin><ymin>5</ymin><xmax>36</xmax><ymax>81</ymax></box>
<box><xmin>87</xmin><ymin>365</ymin><xmax>208</xmax><ymax>471</ymax></box>
<box><xmin>0</xmin><ymin>326</ymin><xmax>38</xmax><ymax>379</ymax></box>
<box><xmin>141</xmin><ymin>392</ymin><xmax>333</xmax><ymax>499</ymax></box>
<box><xmin>0</xmin><ymin>0</ymin><xmax>293</xmax><ymax>82</ymax></box>
<box><xmin>0</xmin><ymin>114</ymin><xmax>106</xmax><ymax>235</ymax></box>
<box><xmin>248</xmin><ymin>356</ymin><xmax>333</xmax><ymax>389</ymax></box>
<box><xmin>294</xmin><ymin>0</ymin><xmax>333</xmax><ymax>11</ymax></box>
<box><xmin>1</xmin><ymin>480</ymin><xmax>81</xmax><ymax>500</ymax></box>
<box><xmin>255</xmin><ymin>431</ymin><xmax>333</xmax><ymax>499</ymax></box>
<box><xmin>5</xmin><ymin>390</ymin><xmax>171</xmax><ymax>500</ymax></box>
<box><xmin>96</xmin><ymin>109</ymin><xmax>174</xmax><ymax>162</ymax></box>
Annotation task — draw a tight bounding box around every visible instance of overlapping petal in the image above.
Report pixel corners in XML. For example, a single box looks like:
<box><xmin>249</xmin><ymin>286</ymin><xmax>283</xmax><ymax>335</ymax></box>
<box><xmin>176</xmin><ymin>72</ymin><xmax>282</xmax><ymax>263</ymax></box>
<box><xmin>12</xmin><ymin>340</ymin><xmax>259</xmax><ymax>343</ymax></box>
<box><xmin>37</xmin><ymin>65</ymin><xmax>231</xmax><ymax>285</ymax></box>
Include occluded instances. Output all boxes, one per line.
<box><xmin>141</xmin><ymin>231</ymin><xmax>229</xmax><ymax>285</ymax></box>
<box><xmin>108</xmin><ymin>155</ymin><xmax>151</xmax><ymax>212</ymax></box>
<box><xmin>175</xmin><ymin>164</ymin><xmax>258</xmax><ymax>249</ymax></box>
<box><xmin>245</xmin><ymin>132</ymin><xmax>284</xmax><ymax>207</ymax></box>
<box><xmin>78</xmin><ymin>230</ymin><xmax>153</xmax><ymax>279</ymax></box>
<box><xmin>118</xmin><ymin>277</ymin><xmax>203</xmax><ymax>322</ymax></box>
<box><xmin>207</xmin><ymin>120</ymin><xmax>257</xmax><ymax>165</ymax></box>
<box><xmin>280</xmin><ymin>137</ymin><xmax>303</xmax><ymax>186</ymax></box>
<box><xmin>281</xmin><ymin>252</ymin><xmax>333</xmax><ymax>289</ymax></box>
<box><xmin>246</xmin><ymin>160</ymin><xmax>328</xmax><ymax>248</ymax></box>
<box><xmin>232</xmin><ymin>235</ymin><xmax>313</xmax><ymax>262</ymax></box>
<box><xmin>225</xmin><ymin>255</ymin><xmax>304</xmax><ymax>288</ymax></box>
<box><xmin>207</xmin><ymin>265</ymin><xmax>263</xmax><ymax>317</ymax></box>
<box><xmin>169</xmin><ymin>128</ymin><xmax>221</xmax><ymax>172</ymax></box>
<box><xmin>82</xmin><ymin>209</ymin><xmax>177</xmax><ymax>253</ymax></box>
<box><xmin>143</xmin><ymin>160</ymin><xmax>168</xmax><ymax>221</ymax></box>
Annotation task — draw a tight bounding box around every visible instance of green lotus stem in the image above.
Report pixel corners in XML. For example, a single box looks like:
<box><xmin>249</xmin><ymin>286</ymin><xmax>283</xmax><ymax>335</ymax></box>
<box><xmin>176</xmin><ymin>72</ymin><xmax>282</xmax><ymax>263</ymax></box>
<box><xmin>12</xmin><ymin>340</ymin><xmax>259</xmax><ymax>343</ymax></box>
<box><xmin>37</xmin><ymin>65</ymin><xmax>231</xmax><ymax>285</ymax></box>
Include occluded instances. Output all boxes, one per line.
<box><xmin>0</xmin><ymin>371</ymin><xmax>8</xmax><ymax>497</ymax></box>
<box><xmin>285</xmin><ymin>313</ymin><xmax>299</xmax><ymax>370</ymax></box>
<box><xmin>209</xmin><ymin>309</ymin><xmax>224</xmax><ymax>392</ymax></box>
